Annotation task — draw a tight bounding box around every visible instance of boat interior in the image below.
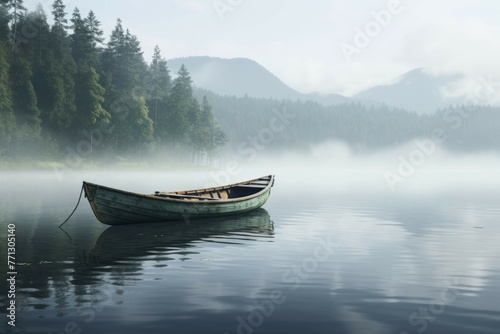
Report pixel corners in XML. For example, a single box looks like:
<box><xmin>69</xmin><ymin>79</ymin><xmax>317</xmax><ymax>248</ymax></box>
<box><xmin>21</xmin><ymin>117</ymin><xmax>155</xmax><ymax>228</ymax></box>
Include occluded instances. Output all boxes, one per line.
<box><xmin>153</xmin><ymin>176</ymin><xmax>272</xmax><ymax>201</ymax></box>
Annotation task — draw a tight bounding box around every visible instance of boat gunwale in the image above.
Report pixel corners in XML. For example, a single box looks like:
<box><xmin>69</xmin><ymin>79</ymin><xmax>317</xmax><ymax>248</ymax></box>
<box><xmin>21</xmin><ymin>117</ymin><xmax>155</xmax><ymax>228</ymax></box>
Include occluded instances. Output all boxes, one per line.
<box><xmin>83</xmin><ymin>175</ymin><xmax>274</xmax><ymax>204</ymax></box>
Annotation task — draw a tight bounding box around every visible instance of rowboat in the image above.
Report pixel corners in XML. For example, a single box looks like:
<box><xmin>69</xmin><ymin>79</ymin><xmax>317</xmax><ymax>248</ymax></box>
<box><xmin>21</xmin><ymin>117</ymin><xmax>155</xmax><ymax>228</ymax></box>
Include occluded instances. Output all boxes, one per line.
<box><xmin>83</xmin><ymin>175</ymin><xmax>275</xmax><ymax>225</ymax></box>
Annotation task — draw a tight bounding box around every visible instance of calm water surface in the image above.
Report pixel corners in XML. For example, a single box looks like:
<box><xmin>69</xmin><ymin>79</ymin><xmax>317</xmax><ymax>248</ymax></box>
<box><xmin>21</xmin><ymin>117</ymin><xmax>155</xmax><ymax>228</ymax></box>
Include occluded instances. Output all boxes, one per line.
<box><xmin>1</xmin><ymin>170</ymin><xmax>500</xmax><ymax>334</ymax></box>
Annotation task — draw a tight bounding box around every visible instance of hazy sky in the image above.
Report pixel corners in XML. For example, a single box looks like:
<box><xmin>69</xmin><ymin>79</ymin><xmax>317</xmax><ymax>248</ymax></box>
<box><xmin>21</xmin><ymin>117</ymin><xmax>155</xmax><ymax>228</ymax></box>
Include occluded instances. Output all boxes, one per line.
<box><xmin>23</xmin><ymin>0</ymin><xmax>500</xmax><ymax>97</ymax></box>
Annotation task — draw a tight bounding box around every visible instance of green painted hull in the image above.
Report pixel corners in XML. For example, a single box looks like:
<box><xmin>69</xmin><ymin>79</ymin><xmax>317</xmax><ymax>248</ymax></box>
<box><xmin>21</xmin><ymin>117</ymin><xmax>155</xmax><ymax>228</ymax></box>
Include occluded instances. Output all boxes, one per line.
<box><xmin>83</xmin><ymin>175</ymin><xmax>274</xmax><ymax>225</ymax></box>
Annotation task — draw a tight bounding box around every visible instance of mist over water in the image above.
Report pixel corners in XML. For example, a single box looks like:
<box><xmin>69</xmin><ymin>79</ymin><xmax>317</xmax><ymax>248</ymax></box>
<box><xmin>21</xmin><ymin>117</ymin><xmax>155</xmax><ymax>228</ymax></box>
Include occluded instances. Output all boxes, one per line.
<box><xmin>3</xmin><ymin>140</ymin><xmax>500</xmax><ymax>203</ymax></box>
<box><xmin>205</xmin><ymin>141</ymin><xmax>500</xmax><ymax>195</ymax></box>
<box><xmin>2</xmin><ymin>143</ymin><xmax>500</xmax><ymax>334</ymax></box>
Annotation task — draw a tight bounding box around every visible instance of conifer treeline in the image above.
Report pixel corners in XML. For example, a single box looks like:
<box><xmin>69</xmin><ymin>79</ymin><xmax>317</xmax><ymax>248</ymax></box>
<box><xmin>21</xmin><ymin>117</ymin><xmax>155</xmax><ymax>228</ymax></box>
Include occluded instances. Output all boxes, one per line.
<box><xmin>196</xmin><ymin>88</ymin><xmax>500</xmax><ymax>153</ymax></box>
<box><xmin>0</xmin><ymin>0</ymin><xmax>227</xmax><ymax>161</ymax></box>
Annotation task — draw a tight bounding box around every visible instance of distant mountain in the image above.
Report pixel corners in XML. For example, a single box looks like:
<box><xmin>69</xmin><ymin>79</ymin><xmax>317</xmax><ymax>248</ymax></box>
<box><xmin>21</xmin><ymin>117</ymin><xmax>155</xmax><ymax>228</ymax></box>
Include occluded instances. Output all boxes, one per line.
<box><xmin>167</xmin><ymin>57</ymin><xmax>469</xmax><ymax>113</ymax></box>
<box><xmin>354</xmin><ymin>68</ymin><xmax>464</xmax><ymax>114</ymax></box>
<box><xmin>168</xmin><ymin>56</ymin><xmax>349</xmax><ymax>105</ymax></box>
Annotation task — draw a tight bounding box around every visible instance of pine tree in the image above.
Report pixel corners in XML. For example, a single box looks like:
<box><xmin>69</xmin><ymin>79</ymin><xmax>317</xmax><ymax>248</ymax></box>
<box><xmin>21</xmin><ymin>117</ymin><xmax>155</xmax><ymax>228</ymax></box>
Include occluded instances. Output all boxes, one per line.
<box><xmin>85</xmin><ymin>10</ymin><xmax>103</xmax><ymax>47</ymax></box>
<box><xmin>123</xmin><ymin>28</ymin><xmax>147</xmax><ymax>91</ymax></box>
<box><xmin>199</xmin><ymin>95</ymin><xmax>226</xmax><ymax>154</ymax></box>
<box><xmin>84</xmin><ymin>10</ymin><xmax>103</xmax><ymax>65</ymax></box>
<box><xmin>3</xmin><ymin>0</ymin><xmax>26</xmax><ymax>26</ymax></box>
<box><xmin>105</xmin><ymin>18</ymin><xmax>124</xmax><ymax>56</ymax></box>
<box><xmin>70</xmin><ymin>7</ymin><xmax>91</xmax><ymax>63</ymax></box>
<box><xmin>3</xmin><ymin>0</ymin><xmax>26</xmax><ymax>20</ymax></box>
<box><xmin>37</xmin><ymin>0</ymin><xmax>76</xmax><ymax>139</ymax></box>
<box><xmin>73</xmin><ymin>64</ymin><xmax>109</xmax><ymax>132</ymax></box>
<box><xmin>101</xmin><ymin>19</ymin><xmax>151</xmax><ymax>154</ymax></box>
<box><xmin>29</xmin><ymin>5</ymin><xmax>54</xmax><ymax>127</ymax></box>
<box><xmin>167</xmin><ymin>64</ymin><xmax>193</xmax><ymax>146</ymax></box>
<box><xmin>102</xmin><ymin>19</ymin><xmax>147</xmax><ymax>97</ymax></box>
<box><xmin>4</xmin><ymin>0</ymin><xmax>26</xmax><ymax>48</ymax></box>
<box><xmin>100</xmin><ymin>18</ymin><xmax>123</xmax><ymax>106</ymax></box>
<box><xmin>70</xmin><ymin>7</ymin><xmax>108</xmax><ymax>143</ymax></box>
<box><xmin>146</xmin><ymin>45</ymin><xmax>171</xmax><ymax>142</ymax></box>
<box><xmin>51</xmin><ymin>0</ymin><xmax>67</xmax><ymax>40</ymax></box>
<box><xmin>28</xmin><ymin>4</ymin><xmax>51</xmax><ymax>63</ymax></box>
<box><xmin>70</xmin><ymin>8</ymin><xmax>104</xmax><ymax>67</ymax></box>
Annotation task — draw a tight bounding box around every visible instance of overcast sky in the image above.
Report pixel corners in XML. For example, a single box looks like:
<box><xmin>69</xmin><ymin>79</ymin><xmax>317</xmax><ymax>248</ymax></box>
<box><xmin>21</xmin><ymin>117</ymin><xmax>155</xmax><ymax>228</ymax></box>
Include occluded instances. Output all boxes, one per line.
<box><xmin>23</xmin><ymin>0</ymin><xmax>500</xmax><ymax>98</ymax></box>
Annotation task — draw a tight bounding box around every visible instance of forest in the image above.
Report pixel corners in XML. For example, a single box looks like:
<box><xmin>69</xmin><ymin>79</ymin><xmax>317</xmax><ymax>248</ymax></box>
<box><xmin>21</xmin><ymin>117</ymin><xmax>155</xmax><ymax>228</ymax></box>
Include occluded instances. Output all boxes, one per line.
<box><xmin>1</xmin><ymin>0</ymin><xmax>499</xmax><ymax>168</ymax></box>
<box><xmin>0</xmin><ymin>0</ymin><xmax>227</xmax><ymax>165</ymax></box>
<box><xmin>197</xmin><ymin>88</ymin><xmax>500</xmax><ymax>153</ymax></box>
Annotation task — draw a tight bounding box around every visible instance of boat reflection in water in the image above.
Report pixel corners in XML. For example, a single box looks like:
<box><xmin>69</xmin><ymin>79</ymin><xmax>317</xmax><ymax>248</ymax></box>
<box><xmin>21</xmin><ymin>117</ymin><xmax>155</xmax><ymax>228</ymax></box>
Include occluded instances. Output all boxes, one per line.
<box><xmin>87</xmin><ymin>208</ymin><xmax>274</xmax><ymax>265</ymax></box>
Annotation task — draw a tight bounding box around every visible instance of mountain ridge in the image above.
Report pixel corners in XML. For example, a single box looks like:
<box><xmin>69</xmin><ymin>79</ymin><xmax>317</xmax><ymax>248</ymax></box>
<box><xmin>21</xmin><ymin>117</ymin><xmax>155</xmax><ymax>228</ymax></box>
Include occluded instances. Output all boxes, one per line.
<box><xmin>354</xmin><ymin>68</ymin><xmax>464</xmax><ymax>114</ymax></box>
<box><xmin>167</xmin><ymin>56</ymin><xmax>349</xmax><ymax>105</ymax></box>
<box><xmin>167</xmin><ymin>56</ymin><xmax>475</xmax><ymax>113</ymax></box>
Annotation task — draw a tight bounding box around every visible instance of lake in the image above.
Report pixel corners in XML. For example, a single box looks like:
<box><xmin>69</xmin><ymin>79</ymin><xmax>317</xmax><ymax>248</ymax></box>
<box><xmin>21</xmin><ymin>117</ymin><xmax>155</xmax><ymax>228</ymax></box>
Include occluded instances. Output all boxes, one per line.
<box><xmin>1</xmin><ymin>167</ymin><xmax>500</xmax><ymax>334</ymax></box>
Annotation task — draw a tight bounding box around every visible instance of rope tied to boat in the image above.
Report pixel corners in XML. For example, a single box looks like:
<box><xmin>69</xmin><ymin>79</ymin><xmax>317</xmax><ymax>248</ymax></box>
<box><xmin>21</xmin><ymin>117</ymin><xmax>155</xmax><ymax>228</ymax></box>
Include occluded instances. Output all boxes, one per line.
<box><xmin>59</xmin><ymin>184</ymin><xmax>84</xmax><ymax>228</ymax></box>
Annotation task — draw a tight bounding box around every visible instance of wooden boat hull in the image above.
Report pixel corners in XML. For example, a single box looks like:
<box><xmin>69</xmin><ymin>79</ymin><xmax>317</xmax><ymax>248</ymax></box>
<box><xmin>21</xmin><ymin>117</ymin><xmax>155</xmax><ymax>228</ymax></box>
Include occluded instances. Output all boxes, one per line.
<box><xmin>83</xmin><ymin>175</ymin><xmax>274</xmax><ymax>225</ymax></box>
